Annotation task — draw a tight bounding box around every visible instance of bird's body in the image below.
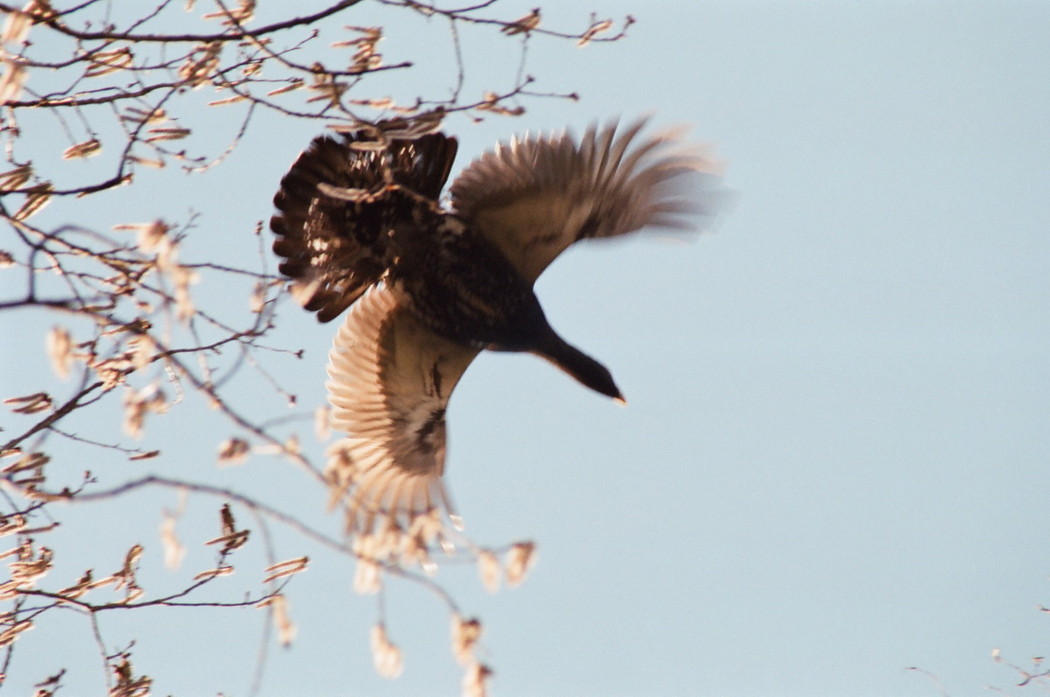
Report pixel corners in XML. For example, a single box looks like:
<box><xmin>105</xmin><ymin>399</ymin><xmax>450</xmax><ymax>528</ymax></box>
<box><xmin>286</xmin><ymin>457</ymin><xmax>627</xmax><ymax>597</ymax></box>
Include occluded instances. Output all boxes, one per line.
<box><xmin>271</xmin><ymin>119</ymin><xmax>723</xmax><ymax>539</ymax></box>
<box><xmin>394</xmin><ymin>216</ymin><xmax>545</xmax><ymax>351</ymax></box>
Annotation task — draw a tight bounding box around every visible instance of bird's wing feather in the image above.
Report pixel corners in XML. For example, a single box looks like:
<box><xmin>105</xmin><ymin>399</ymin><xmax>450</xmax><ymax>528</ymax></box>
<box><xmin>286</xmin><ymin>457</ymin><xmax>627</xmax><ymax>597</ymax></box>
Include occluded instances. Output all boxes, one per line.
<box><xmin>325</xmin><ymin>285</ymin><xmax>479</xmax><ymax>535</ymax></box>
<box><xmin>449</xmin><ymin>118</ymin><xmax>725</xmax><ymax>284</ymax></box>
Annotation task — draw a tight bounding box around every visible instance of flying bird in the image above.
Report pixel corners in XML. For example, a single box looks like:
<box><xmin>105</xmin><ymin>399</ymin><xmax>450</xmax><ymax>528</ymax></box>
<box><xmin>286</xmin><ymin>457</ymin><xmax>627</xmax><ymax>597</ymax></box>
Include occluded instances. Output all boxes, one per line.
<box><xmin>270</xmin><ymin>118</ymin><xmax>724</xmax><ymax>539</ymax></box>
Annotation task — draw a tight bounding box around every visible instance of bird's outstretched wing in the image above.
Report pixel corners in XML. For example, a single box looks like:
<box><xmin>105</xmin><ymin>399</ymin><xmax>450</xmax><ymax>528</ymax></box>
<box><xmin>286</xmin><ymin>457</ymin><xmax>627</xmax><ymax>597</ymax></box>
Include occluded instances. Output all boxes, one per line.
<box><xmin>271</xmin><ymin>130</ymin><xmax>458</xmax><ymax>322</ymax></box>
<box><xmin>449</xmin><ymin>118</ymin><xmax>724</xmax><ymax>284</ymax></box>
<box><xmin>325</xmin><ymin>285</ymin><xmax>480</xmax><ymax>535</ymax></box>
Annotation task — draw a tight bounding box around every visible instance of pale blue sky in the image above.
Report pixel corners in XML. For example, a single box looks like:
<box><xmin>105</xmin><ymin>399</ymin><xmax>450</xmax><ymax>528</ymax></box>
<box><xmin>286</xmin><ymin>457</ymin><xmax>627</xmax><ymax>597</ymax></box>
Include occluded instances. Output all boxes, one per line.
<box><xmin>3</xmin><ymin>1</ymin><xmax>1049</xmax><ymax>696</ymax></box>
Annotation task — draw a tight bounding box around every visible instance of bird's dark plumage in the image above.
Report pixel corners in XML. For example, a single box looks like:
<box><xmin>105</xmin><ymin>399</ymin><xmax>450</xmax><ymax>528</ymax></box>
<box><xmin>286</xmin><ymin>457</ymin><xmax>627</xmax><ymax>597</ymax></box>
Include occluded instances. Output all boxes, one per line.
<box><xmin>270</xmin><ymin>118</ymin><xmax>724</xmax><ymax>538</ymax></box>
<box><xmin>271</xmin><ymin>130</ymin><xmax>458</xmax><ymax>322</ymax></box>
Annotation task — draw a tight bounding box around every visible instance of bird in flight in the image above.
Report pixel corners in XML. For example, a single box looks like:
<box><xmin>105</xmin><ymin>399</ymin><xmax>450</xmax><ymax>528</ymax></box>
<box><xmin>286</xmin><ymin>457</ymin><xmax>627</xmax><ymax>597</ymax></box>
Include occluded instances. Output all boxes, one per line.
<box><xmin>270</xmin><ymin>118</ymin><xmax>724</xmax><ymax>542</ymax></box>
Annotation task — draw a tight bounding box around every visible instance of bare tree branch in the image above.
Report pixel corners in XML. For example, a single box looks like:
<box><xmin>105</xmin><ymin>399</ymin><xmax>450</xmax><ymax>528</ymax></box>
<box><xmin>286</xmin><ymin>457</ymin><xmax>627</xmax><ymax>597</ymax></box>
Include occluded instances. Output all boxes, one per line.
<box><xmin>0</xmin><ymin>1</ymin><xmax>624</xmax><ymax>693</ymax></box>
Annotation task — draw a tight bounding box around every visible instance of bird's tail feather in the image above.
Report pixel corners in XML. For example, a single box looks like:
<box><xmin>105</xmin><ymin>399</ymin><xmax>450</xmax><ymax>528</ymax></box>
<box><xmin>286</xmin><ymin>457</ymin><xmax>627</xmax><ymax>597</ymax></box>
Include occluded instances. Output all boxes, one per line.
<box><xmin>270</xmin><ymin>126</ymin><xmax>459</xmax><ymax>322</ymax></box>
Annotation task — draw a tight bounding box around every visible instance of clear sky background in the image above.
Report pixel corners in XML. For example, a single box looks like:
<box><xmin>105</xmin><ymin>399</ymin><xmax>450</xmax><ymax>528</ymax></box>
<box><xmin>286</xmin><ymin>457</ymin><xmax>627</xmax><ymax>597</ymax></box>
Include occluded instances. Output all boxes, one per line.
<box><xmin>2</xmin><ymin>1</ymin><xmax>1049</xmax><ymax>696</ymax></box>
